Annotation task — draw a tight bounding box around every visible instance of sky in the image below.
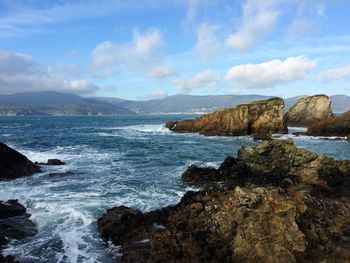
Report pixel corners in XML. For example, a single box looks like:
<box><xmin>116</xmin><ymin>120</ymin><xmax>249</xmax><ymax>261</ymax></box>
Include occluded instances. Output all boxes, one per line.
<box><xmin>0</xmin><ymin>0</ymin><xmax>350</xmax><ymax>100</ymax></box>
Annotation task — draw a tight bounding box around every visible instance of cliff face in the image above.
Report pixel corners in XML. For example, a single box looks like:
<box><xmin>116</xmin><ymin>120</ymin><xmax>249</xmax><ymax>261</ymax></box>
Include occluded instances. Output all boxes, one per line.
<box><xmin>286</xmin><ymin>95</ymin><xmax>333</xmax><ymax>127</ymax></box>
<box><xmin>166</xmin><ymin>98</ymin><xmax>288</xmax><ymax>136</ymax></box>
<box><xmin>307</xmin><ymin>111</ymin><xmax>350</xmax><ymax>136</ymax></box>
<box><xmin>98</xmin><ymin>140</ymin><xmax>350</xmax><ymax>263</ymax></box>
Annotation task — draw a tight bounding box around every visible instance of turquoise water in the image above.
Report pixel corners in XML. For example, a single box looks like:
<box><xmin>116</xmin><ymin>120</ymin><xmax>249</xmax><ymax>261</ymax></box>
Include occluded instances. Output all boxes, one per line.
<box><xmin>0</xmin><ymin>115</ymin><xmax>349</xmax><ymax>262</ymax></box>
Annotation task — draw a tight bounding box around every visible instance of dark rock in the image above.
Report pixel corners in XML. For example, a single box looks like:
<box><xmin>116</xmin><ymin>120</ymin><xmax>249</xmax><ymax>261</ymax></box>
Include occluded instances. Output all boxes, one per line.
<box><xmin>46</xmin><ymin>159</ymin><xmax>65</xmax><ymax>165</ymax></box>
<box><xmin>0</xmin><ymin>254</ymin><xmax>20</xmax><ymax>263</ymax></box>
<box><xmin>286</xmin><ymin>94</ymin><xmax>333</xmax><ymax>127</ymax></box>
<box><xmin>166</xmin><ymin>98</ymin><xmax>288</xmax><ymax>136</ymax></box>
<box><xmin>182</xmin><ymin>165</ymin><xmax>219</xmax><ymax>187</ymax></box>
<box><xmin>307</xmin><ymin>111</ymin><xmax>350</xmax><ymax>137</ymax></box>
<box><xmin>0</xmin><ymin>200</ymin><xmax>26</xmax><ymax>219</ymax></box>
<box><xmin>48</xmin><ymin>171</ymin><xmax>74</xmax><ymax>177</ymax></box>
<box><xmin>0</xmin><ymin>142</ymin><xmax>41</xmax><ymax>180</ymax></box>
<box><xmin>0</xmin><ymin>200</ymin><xmax>37</xmax><ymax>242</ymax></box>
<box><xmin>252</xmin><ymin>131</ymin><xmax>272</xmax><ymax>141</ymax></box>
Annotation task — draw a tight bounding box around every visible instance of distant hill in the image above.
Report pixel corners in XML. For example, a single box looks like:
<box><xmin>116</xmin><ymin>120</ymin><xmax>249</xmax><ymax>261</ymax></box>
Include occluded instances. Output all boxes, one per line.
<box><xmin>0</xmin><ymin>92</ymin><xmax>348</xmax><ymax>116</ymax></box>
<box><xmin>94</xmin><ymin>94</ymin><xmax>273</xmax><ymax>114</ymax></box>
<box><xmin>94</xmin><ymin>94</ymin><xmax>350</xmax><ymax>114</ymax></box>
<box><xmin>0</xmin><ymin>91</ymin><xmax>134</xmax><ymax>116</ymax></box>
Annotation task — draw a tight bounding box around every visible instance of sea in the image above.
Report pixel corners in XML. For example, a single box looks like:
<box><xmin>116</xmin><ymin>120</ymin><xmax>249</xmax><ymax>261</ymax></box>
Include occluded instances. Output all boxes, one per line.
<box><xmin>0</xmin><ymin>115</ymin><xmax>349</xmax><ymax>263</ymax></box>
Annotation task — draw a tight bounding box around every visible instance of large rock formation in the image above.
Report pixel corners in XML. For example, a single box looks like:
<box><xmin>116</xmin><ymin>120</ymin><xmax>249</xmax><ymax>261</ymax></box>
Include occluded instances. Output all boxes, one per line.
<box><xmin>307</xmin><ymin>111</ymin><xmax>350</xmax><ymax>137</ymax></box>
<box><xmin>0</xmin><ymin>142</ymin><xmax>41</xmax><ymax>180</ymax></box>
<box><xmin>0</xmin><ymin>200</ymin><xmax>37</xmax><ymax>262</ymax></box>
<box><xmin>286</xmin><ymin>95</ymin><xmax>333</xmax><ymax>127</ymax></box>
<box><xmin>165</xmin><ymin>98</ymin><xmax>288</xmax><ymax>136</ymax></box>
<box><xmin>98</xmin><ymin>140</ymin><xmax>350</xmax><ymax>262</ymax></box>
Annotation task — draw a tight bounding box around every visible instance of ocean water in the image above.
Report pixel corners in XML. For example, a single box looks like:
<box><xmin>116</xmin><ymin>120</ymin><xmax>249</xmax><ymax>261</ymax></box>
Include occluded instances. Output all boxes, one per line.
<box><xmin>0</xmin><ymin>115</ymin><xmax>349</xmax><ymax>262</ymax></box>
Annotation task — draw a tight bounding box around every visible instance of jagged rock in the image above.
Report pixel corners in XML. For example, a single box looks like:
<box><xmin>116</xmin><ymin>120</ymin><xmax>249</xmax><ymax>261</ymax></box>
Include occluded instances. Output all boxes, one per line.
<box><xmin>0</xmin><ymin>200</ymin><xmax>37</xmax><ymax>242</ymax></box>
<box><xmin>307</xmin><ymin>111</ymin><xmax>350</xmax><ymax>137</ymax></box>
<box><xmin>99</xmin><ymin>140</ymin><xmax>350</xmax><ymax>262</ymax></box>
<box><xmin>166</xmin><ymin>98</ymin><xmax>288</xmax><ymax>136</ymax></box>
<box><xmin>252</xmin><ymin>131</ymin><xmax>272</xmax><ymax>141</ymax></box>
<box><xmin>286</xmin><ymin>95</ymin><xmax>333</xmax><ymax>127</ymax></box>
<box><xmin>182</xmin><ymin>139</ymin><xmax>350</xmax><ymax>194</ymax></box>
<box><xmin>0</xmin><ymin>142</ymin><xmax>41</xmax><ymax>180</ymax></box>
<box><xmin>46</xmin><ymin>159</ymin><xmax>65</xmax><ymax>165</ymax></box>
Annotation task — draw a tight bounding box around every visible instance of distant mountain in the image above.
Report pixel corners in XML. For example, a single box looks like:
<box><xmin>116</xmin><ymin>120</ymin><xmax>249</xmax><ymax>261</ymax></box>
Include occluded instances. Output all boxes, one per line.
<box><xmin>94</xmin><ymin>94</ymin><xmax>273</xmax><ymax>114</ymax></box>
<box><xmin>0</xmin><ymin>91</ymin><xmax>134</xmax><ymax>116</ymax></box>
<box><xmin>1</xmin><ymin>92</ymin><xmax>348</xmax><ymax>116</ymax></box>
<box><xmin>330</xmin><ymin>95</ymin><xmax>350</xmax><ymax>113</ymax></box>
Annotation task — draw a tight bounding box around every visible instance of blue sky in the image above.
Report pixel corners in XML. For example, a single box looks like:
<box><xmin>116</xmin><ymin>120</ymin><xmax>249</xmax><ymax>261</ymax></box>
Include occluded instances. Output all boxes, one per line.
<box><xmin>0</xmin><ymin>0</ymin><xmax>350</xmax><ymax>99</ymax></box>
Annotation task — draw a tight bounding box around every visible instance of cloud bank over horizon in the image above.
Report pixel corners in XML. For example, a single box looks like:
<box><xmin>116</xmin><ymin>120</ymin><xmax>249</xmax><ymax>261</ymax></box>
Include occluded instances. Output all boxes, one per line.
<box><xmin>0</xmin><ymin>0</ymin><xmax>349</xmax><ymax>98</ymax></box>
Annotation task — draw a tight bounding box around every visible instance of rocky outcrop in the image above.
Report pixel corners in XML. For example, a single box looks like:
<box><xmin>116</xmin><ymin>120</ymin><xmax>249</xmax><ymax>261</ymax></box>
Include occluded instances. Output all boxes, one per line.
<box><xmin>0</xmin><ymin>142</ymin><xmax>41</xmax><ymax>180</ymax></box>
<box><xmin>166</xmin><ymin>98</ymin><xmax>288</xmax><ymax>136</ymax></box>
<box><xmin>307</xmin><ymin>111</ymin><xmax>350</xmax><ymax>137</ymax></box>
<box><xmin>0</xmin><ymin>200</ymin><xmax>37</xmax><ymax>262</ymax></box>
<box><xmin>99</xmin><ymin>140</ymin><xmax>350</xmax><ymax>262</ymax></box>
<box><xmin>286</xmin><ymin>95</ymin><xmax>333</xmax><ymax>127</ymax></box>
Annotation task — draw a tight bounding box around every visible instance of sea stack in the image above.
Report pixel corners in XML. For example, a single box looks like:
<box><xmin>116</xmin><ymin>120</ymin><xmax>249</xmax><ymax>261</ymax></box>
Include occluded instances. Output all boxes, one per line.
<box><xmin>307</xmin><ymin>111</ymin><xmax>350</xmax><ymax>137</ymax></box>
<box><xmin>286</xmin><ymin>95</ymin><xmax>333</xmax><ymax>127</ymax></box>
<box><xmin>165</xmin><ymin>98</ymin><xmax>288</xmax><ymax>136</ymax></box>
<box><xmin>0</xmin><ymin>142</ymin><xmax>41</xmax><ymax>180</ymax></box>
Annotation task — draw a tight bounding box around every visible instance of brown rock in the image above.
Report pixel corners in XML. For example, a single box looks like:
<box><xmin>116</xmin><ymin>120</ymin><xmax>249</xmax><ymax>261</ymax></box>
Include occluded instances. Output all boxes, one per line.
<box><xmin>0</xmin><ymin>142</ymin><xmax>41</xmax><ymax>180</ymax></box>
<box><xmin>307</xmin><ymin>111</ymin><xmax>350</xmax><ymax>137</ymax></box>
<box><xmin>99</xmin><ymin>140</ymin><xmax>350</xmax><ymax>262</ymax></box>
<box><xmin>166</xmin><ymin>98</ymin><xmax>288</xmax><ymax>136</ymax></box>
<box><xmin>286</xmin><ymin>94</ymin><xmax>333</xmax><ymax>127</ymax></box>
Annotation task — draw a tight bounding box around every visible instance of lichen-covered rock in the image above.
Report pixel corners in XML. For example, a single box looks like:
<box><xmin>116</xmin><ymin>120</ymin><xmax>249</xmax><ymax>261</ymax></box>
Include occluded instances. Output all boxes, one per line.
<box><xmin>99</xmin><ymin>140</ymin><xmax>350</xmax><ymax>262</ymax></box>
<box><xmin>307</xmin><ymin>111</ymin><xmax>350</xmax><ymax>137</ymax></box>
<box><xmin>286</xmin><ymin>95</ymin><xmax>333</xmax><ymax>127</ymax></box>
<box><xmin>166</xmin><ymin>98</ymin><xmax>288</xmax><ymax>136</ymax></box>
<box><xmin>0</xmin><ymin>142</ymin><xmax>41</xmax><ymax>180</ymax></box>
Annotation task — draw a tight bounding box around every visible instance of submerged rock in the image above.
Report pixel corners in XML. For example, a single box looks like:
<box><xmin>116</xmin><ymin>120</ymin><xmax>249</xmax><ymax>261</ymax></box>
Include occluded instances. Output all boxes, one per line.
<box><xmin>307</xmin><ymin>111</ymin><xmax>350</xmax><ymax>137</ymax></box>
<box><xmin>48</xmin><ymin>171</ymin><xmax>74</xmax><ymax>177</ymax></box>
<box><xmin>166</xmin><ymin>98</ymin><xmax>288</xmax><ymax>136</ymax></box>
<box><xmin>99</xmin><ymin>140</ymin><xmax>350</xmax><ymax>262</ymax></box>
<box><xmin>46</xmin><ymin>159</ymin><xmax>65</xmax><ymax>165</ymax></box>
<box><xmin>0</xmin><ymin>142</ymin><xmax>41</xmax><ymax>180</ymax></box>
<box><xmin>286</xmin><ymin>94</ymin><xmax>333</xmax><ymax>127</ymax></box>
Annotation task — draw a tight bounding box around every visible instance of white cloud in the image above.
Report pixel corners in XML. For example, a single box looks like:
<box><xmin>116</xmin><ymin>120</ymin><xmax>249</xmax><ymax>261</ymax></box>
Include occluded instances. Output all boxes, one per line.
<box><xmin>194</xmin><ymin>22</ymin><xmax>221</xmax><ymax>59</ymax></box>
<box><xmin>148</xmin><ymin>66</ymin><xmax>176</xmax><ymax>78</ymax></box>
<box><xmin>0</xmin><ymin>50</ymin><xmax>99</xmax><ymax>94</ymax></box>
<box><xmin>286</xmin><ymin>20</ymin><xmax>314</xmax><ymax>40</ymax></box>
<box><xmin>173</xmin><ymin>69</ymin><xmax>221</xmax><ymax>92</ymax></box>
<box><xmin>185</xmin><ymin>0</ymin><xmax>200</xmax><ymax>22</ymax></box>
<box><xmin>92</xmin><ymin>28</ymin><xmax>163</xmax><ymax>71</ymax></box>
<box><xmin>225</xmin><ymin>56</ymin><xmax>316</xmax><ymax>89</ymax></box>
<box><xmin>139</xmin><ymin>90</ymin><xmax>168</xmax><ymax>100</ymax></box>
<box><xmin>318</xmin><ymin>64</ymin><xmax>350</xmax><ymax>82</ymax></box>
<box><xmin>226</xmin><ymin>0</ymin><xmax>280</xmax><ymax>51</ymax></box>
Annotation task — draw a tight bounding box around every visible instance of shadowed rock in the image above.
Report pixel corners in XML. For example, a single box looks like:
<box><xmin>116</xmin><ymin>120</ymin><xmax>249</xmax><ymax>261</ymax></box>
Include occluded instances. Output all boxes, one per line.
<box><xmin>307</xmin><ymin>111</ymin><xmax>350</xmax><ymax>137</ymax></box>
<box><xmin>0</xmin><ymin>142</ymin><xmax>41</xmax><ymax>181</ymax></box>
<box><xmin>46</xmin><ymin>159</ymin><xmax>65</xmax><ymax>165</ymax></box>
<box><xmin>166</xmin><ymin>98</ymin><xmax>288</xmax><ymax>136</ymax></box>
<box><xmin>286</xmin><ymin>94</ymin><xmax>333</xmax><ymax>127</ymax></box>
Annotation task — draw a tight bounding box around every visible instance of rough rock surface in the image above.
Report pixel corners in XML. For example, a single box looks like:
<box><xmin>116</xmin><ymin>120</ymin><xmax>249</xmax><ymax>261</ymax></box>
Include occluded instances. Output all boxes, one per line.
<box><xmin>165</xmin><ymin>98</ymin><xmax>288</xmax><ymax>136</ymax></box>
<box><xmin>0</xmin><ymin>142</ymin><xmax>41</xmax><ymax>180</ymax></box>
<box><xmin>307</xmin><ymin>111</ymin><xmax>350</xmax><ymax>137</ymax></box>
<box><xmin>0</xmin><ymin>200</ymin><xmax>37</xmax><ymax>263</ymax></box>
<box><xmin>286</xmin><ymin>95</ymin><xmax>333</xmax><ymax>127</ymax></box>
<box><xmin>99</xmin><ymin>140</ymin><xmax>350</xmax><ymax>263</ymax></box>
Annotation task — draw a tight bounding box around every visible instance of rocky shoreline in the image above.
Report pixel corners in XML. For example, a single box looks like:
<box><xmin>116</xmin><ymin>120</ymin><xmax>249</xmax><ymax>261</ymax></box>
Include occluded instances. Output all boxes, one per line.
<box><xmin>98</xmin><ymin>140</ymin><xmax>350</xmax><ymax>262</ymax></box>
